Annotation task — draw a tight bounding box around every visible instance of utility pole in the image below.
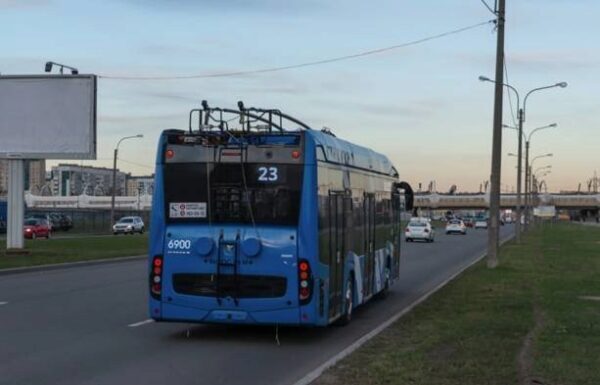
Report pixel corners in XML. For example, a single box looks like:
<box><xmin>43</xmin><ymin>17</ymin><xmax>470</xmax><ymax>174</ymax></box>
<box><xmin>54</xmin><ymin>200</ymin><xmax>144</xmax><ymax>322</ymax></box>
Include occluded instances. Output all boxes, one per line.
<box><xmin>487</xmin><ymin>0</ymin><xmax>505</xmax><ymax>268</ymax></box>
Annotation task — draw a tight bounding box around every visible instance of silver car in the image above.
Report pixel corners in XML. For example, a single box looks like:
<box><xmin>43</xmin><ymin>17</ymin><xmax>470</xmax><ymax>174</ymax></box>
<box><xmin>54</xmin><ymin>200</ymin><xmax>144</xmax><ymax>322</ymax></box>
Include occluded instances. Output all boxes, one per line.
<box><xmin>113</xmin><ymin>216</ymin><xmax>145</xmax><ymax>235</ymax></box>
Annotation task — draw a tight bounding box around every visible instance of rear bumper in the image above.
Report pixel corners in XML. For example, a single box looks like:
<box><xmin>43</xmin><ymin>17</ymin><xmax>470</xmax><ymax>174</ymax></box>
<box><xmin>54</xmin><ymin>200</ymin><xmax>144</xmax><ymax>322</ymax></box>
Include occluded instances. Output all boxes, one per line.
<box><xmin>405</xmin><ymin>233</ymin><xmax>431</xmax><ymax>239</ymax></box>
<box><xmin>152</xmin><ymin>302</ymin><xmax>306</xmax><ymax>326</ymax></box>
<box><xmin>113</xmin><ymin>228</ymin><xmax>135</xmax><ymax>233</ymax></box>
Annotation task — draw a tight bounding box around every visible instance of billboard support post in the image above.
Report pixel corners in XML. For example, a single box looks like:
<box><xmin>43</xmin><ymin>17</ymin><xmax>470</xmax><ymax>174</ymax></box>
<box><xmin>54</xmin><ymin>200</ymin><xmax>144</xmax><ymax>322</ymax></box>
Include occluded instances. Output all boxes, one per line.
<box><xmin>7</xmin><ymin>159</ymin><xmax>25</xmax><ymax>250</ymax></box>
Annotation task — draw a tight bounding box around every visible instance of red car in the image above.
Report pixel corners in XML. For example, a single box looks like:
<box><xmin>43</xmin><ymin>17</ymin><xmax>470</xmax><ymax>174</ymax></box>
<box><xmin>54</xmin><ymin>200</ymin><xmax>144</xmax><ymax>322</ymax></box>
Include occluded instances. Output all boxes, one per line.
<box><xmin>23</xmin><ymin>218</ymin><xmax>51</xmax><ymax>239</ymax></box>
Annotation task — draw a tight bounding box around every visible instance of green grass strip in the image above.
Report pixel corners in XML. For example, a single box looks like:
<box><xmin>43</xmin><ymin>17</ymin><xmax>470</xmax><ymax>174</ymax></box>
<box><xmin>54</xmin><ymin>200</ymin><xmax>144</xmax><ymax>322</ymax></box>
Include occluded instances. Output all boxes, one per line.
<box><xmin>0</xmin><ymin>234</ymin><xmax>148</xmax><ymax>269</ymax></box>
<box><xmin>315</xmin><ymin>222</ymin><xmax>600</xmax><ymax>385</ymax></box>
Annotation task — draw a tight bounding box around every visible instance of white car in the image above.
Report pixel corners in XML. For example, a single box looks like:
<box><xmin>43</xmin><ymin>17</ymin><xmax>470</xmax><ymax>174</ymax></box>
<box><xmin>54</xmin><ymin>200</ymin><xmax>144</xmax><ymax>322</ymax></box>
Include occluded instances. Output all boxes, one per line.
<box><xmin>445</xmin><ymin>219</ymin><xmax>467</xmax><ymax>235</ymax></box>
<box><xmin>113</xmin><ymin>216</ymin><xmax>145</xmax><ymax>235</ymax></box>
<box><xmin>474</xmin><ymin>218</ymin><xmax>488</xmax><ymax>229</ymax></box>
<box><xmin>405</xmin><ymin>218</ymin><xmax>435</xmax><ymax>242</ymax></box>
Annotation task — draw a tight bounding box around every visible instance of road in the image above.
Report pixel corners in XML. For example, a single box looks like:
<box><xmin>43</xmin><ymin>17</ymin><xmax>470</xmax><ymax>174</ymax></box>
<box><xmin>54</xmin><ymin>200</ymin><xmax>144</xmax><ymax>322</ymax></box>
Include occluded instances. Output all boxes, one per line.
<box><xmin>0</xmin><ymin>225</ymin><xmax>514</xmax><ymax>385</ymax></box>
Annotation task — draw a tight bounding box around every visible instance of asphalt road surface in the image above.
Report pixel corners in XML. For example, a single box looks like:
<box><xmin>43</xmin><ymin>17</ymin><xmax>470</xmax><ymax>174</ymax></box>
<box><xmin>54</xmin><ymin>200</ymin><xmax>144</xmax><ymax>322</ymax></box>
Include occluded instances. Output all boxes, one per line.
<box><xmin>0</xmin><ymin>225</ymin><xmax>514</xmax><ymax>385</ymax></box>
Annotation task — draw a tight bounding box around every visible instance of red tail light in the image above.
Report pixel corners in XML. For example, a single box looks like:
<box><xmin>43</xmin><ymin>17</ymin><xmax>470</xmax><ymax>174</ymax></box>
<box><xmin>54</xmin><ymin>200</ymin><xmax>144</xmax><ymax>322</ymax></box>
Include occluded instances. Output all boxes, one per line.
<box><xmin>150</xmin><ymin>255</ymin><xmax>163</xmax><ymax>299</ymax></box>
<box><xmin>165</xmin><ymin>149</ymin><xmax>175</xmax><ymax>159</ymax></box>
<box><xmin>405</xmin><ymin>227</ymin><xmax>410</xmax><ymax>232</ymax></box>
<box><xmin>298</xmin><ymin>259</ymin><xmax>313</xmax><ymax>305</ymax></box>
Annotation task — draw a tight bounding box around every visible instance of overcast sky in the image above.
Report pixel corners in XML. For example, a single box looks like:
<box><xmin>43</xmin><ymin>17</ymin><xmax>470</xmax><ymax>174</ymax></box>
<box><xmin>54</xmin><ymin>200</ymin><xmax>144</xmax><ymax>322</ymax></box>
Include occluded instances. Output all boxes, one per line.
<box><xmin>2</xmin><ymin>0</ymin><xmax>598</xmax><ymax>192</ymax></box>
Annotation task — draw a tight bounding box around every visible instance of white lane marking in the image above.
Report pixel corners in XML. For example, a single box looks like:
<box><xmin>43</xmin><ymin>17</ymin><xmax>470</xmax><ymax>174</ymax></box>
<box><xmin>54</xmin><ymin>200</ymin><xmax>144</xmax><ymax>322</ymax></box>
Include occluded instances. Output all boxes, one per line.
<box><xmin>293</xmin><ymin>234</ymin><xmax>515</xmax><ymax>385</ymax></box>
<box><xmin>128</xmin><ymin>319</ymin><xmax>154</xmax><ymax>328</ymax></box>
<box><xmin>0</xmin><ymin>301</ymin><xmax>8</xmax><ymax>306</ymax></box>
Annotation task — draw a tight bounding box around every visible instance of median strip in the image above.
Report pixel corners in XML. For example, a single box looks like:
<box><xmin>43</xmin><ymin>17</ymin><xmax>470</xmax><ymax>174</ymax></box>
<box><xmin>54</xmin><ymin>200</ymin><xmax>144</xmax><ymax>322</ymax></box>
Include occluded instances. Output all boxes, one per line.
<box><xmin>310</xmin><ymin>222</ymin><xmax>600</xmax><ymax>385</ymax></box>
<box><xmin>0</xmin><ymin>234</ymin><xmax>148</xmax><ymax>271</ymax></box>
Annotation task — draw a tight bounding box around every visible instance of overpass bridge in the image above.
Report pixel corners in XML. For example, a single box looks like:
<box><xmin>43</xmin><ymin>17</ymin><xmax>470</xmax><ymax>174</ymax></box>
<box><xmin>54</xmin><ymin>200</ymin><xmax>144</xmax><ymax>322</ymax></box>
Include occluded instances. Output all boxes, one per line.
<box><xmin>414</xmin><ymin>193</ymin><xmax>600</xmax><ymax>210</ymax></box>
<box><xmin>12</xmin><ymin>192</ymin><xmax>600</xmax><ymax>213</ymax></box>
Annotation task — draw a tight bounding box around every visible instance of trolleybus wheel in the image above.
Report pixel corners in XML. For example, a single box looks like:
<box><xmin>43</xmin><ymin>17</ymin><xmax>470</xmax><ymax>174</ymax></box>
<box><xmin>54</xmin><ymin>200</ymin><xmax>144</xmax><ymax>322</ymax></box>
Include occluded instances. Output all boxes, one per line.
<box><xmin>339</xmin><ymin>278</ymin><xmax>354</xmax><ymax>325</ymax></box>
<box><xmin>377</xmin><ymin>263</ymin><xmax>391</xmax><ymax>299</ymax></box>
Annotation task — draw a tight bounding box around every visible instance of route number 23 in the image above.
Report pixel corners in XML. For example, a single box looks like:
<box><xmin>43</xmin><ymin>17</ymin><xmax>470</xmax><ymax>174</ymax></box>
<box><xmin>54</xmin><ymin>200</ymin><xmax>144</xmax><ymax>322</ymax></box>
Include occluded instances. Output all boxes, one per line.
<box><xmin>258</xmin><ymin>166</ymin><xmax>278</xmax><ymax>182</ymax></box>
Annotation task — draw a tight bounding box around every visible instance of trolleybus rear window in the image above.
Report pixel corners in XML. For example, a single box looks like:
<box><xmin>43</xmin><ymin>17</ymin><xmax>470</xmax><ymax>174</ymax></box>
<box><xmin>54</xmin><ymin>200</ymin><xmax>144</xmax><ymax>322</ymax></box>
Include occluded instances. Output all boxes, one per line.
<box><xmin>164</xmin><ymin>162</ymin><xmax>303</xmax><ymax>225</ymax></box>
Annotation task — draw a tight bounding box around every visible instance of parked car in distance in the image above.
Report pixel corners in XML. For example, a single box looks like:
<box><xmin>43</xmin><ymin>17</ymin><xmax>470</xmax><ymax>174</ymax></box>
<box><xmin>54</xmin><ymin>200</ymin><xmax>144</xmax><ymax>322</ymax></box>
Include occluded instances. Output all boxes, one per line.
<box><xmin>405</xmin><ymin>217</ymin><xmax>435</xmax><ymax>243</ymax></box>
<box><xmin>463</xmin><ymin>217</ymin><xmax>474</xmax><ymax>228</ymax></box>
<box><xmin>27</xmin><ymin>213</ymin><xmax>54</xmax><ymax>232</ymax></box>
<box><xmin>474</xmin><ymin>218</ymin><xmax>489</xmax><ymax>229</ymax></box>
<box><xmin>446</xmin><ymin>219</ymin><xmax>467</xmax><ymax>235</ymax></box>
<box><xmin>49</xmin><ymin>213</ymin><xmax>74</xmax><ymax>231</ymax></box>
<box><xmin>113</xmin><ymin>216</ymin><xmax>145</xmax><ymax>235</ymax></box>
<box><xmin>23</xmin><ymin>218</ymin><xmax>51</xmax><ymax>239</ymax></box>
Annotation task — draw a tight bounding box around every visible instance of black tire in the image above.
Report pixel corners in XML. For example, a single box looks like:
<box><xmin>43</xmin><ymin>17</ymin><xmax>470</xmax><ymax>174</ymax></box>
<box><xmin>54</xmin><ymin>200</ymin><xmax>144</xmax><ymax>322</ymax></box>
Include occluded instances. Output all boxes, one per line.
<box><xmin>406</xmin><ymin>238</ymin><xmax>411</xmax><ymax>242</ymax></box>
<box><xmin>338</xmin><ymin>278</ymin><xmax>354</xmax><ymax>325</ymax></box>
<box><xmin>140</xmin><ymin>227</ymin><xmax>145</xmax><ymax>234</ymax></box>
<box><xmin>377</xmin><ymin>261</ymin><xmax>392</xmax><ymax>299</ymax></box>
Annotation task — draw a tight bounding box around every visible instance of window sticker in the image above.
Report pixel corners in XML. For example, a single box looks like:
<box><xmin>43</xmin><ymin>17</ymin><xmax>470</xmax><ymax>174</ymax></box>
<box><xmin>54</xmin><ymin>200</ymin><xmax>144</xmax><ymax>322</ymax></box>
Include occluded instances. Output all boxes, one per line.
<box><xmin>169</xmin><ymin>202</ymin><xmax>207</xmax><ymax>218</ymax></box>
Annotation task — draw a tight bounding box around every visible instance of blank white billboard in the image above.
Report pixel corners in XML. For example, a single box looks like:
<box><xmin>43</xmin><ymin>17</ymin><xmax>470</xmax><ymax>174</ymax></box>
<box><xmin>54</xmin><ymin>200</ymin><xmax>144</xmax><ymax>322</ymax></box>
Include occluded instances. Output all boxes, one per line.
<box><xmin>0</xmin><ymin>75</ymin><xmax>97</xmax><ymax>159</ymax></box>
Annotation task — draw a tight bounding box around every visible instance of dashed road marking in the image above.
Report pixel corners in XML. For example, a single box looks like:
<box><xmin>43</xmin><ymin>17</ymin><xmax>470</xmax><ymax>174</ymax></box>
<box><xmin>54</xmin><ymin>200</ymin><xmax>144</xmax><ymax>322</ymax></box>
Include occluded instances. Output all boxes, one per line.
<box><xmin>0</xmin><ymin>301</ymin><xmax>8</xmax><ymax>306</ymax></box>
<box><xmin>128</xmin><ymin>319</ymin><xmax>154</xmax><ymax>328</ymax></box>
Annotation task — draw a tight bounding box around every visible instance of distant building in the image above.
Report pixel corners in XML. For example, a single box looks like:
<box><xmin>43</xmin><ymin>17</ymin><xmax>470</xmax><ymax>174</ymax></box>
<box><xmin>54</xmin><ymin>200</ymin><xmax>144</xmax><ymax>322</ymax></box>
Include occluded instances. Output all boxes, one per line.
<box><xmin>0</xmin><ymin>159</ymin><xmax>46</xmax><ymax>196</ymax></box>
<box><xmin>126</xmin><ymin>175</ymin><xmax>154</xmax><ymax>196</ymax></box>
<box><xmin>50</xmin><ymin>164</ymin><xmax>128</xmax><ymax>196</ymax></box>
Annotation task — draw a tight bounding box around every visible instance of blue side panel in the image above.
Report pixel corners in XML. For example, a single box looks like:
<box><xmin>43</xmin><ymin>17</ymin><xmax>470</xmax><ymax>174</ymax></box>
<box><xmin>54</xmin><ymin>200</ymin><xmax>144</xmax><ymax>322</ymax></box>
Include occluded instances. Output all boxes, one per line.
<box><xmin>298</xmin><ymin>133</ymin><xmax>326</xmax><ymax>325</ymax></box>
<box><xmin>306</xmin><ymin>131</ymin><xmax>396</xmax><ymax>176</ymax></box>
<box><xmin>0</xmin><ymin>199</ymin><xmax>7</xmax><ymax>222</ymax></box>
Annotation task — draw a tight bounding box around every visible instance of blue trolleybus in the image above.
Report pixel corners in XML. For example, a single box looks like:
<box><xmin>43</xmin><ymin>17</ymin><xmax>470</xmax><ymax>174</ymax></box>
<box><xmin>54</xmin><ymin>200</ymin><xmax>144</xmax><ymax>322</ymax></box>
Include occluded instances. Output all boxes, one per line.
<box><xmin>149</xmin><ymin>101</ymin><xmax>414</xmax><ymax>326</ymax></box>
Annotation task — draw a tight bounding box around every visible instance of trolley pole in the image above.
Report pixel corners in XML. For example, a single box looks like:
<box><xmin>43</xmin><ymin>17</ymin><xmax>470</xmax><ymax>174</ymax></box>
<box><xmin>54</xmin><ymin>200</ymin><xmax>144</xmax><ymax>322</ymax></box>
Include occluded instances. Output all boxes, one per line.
<box><xmin>487</xmin><ymin>0</ymin><xmax>506</xmax><ymax>268</ymax></box>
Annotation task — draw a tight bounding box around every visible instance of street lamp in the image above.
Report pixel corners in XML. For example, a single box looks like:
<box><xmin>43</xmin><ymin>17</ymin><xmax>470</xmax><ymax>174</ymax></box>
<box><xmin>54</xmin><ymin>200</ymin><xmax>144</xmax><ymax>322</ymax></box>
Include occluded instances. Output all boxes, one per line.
<box><xmin>533</xmin><ymin>165</ymin><xmax>552</xmax><ymax>175</ymax></box>
<box><xmin>527</xmin><ymin>153</ymin><xmax>553</xmax><ymax>222</ymax></box>
<box><xmin>110</xmin><ymin>134</ymin><xmax>143</xmax><ymax>231</ymax></box>
<box><xmin>480</xmin><ymin>75</ymin><xmax>566</xmax><ymax>239</ymax></box>
<box><xmin>521</xmin><ymin>125</ymin><xmax>556</xmax><ymax>229</ymax></box>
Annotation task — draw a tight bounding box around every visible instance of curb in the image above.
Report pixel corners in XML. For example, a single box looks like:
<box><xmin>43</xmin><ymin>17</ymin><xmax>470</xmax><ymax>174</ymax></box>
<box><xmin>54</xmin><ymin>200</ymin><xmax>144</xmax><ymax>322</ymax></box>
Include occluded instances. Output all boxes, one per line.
<box><xmin>0</xmin><ymin>255</ymin><xmax>147</xmax><ymax>276</ymax></box>
<box><xmin>293</xmin><ymin>234</ymin><xmax>515</xmax><ymax>385</ymax></box>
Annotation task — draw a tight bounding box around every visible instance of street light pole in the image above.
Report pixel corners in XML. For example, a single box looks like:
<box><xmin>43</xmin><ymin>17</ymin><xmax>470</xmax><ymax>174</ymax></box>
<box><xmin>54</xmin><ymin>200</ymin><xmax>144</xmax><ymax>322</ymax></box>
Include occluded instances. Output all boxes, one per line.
<box><xmin>515</xmin><ymin>108</ymin><xmax>524</xmax><ymax>242</ymax></box>
<box><xmin>109</xmin><ymin>134</ymin><xmax>143</xmax><ymax>232</ymax></box>
<box><xmin>524</xmin><ymin>141</ymin><xmax>530</xmax><ymax>230</ymax></box>
<box><xmin>526</xmin><ymin>153</ymin><xmax>553</xmax><ymax>229</ymax></box>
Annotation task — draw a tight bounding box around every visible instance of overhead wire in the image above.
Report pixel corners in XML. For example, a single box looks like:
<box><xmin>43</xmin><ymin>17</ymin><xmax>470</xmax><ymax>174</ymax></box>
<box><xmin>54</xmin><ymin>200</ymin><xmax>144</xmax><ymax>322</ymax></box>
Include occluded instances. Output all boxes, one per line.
<box><xmin>503</xmin><ymin>56</ymin><xmax>518</xmax><ymax>127</ymax></box>
<box><xmin>479</xmin><ymin>0</ymin><xmax>497</xmax><ymax>15</ymax></box>
<box><xmin>98</xmin><ymin>19</ymin><xmax>495</xmax><ymax>81</ymax></box>
<box><xmin>117</xmin><ymin>157</ymin><xmax>154</xmax><ymax>170</ymax></box>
